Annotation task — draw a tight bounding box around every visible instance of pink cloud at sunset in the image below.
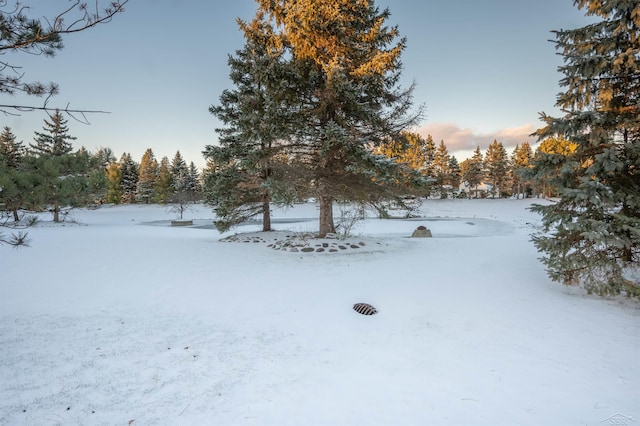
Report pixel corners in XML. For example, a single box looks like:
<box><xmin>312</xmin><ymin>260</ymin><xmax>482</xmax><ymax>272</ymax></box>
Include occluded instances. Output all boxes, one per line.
<box><xmin>416</xmin><ymin>122</ymin><xmax>540</xmax><ymax>160</ymax></box>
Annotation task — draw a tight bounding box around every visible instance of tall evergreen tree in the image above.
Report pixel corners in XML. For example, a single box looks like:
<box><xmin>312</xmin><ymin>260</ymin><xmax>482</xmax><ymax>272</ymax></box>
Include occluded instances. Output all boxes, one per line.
<box><xmin>447</xmin><ymin>155</ymin><xmax>462</xmax><ymax>194</ymax></box>
<box><xmin>256</xmin><ymin>0</ymin><xmax>423</xmax><ymax>237</ymax></box>
<box><xmin>186</xmin><ymin>161</ymin><xmax>201</xmax><ymax>200</ymax></box>
<box><xmin>511</xmin><ymin>142</ymin><xmax>534</xmax><ymax>199</ymax></box>
<box><xmin>105</xmin><ymin>162</ymin><xmax>122</xmax><ymax>204</ymax></box>
<box><xmin>155</xmin><ymin>156</ymin><xmax>172</xmax><ymax>204</ymax></box>
<box><xmin>119</xmin><ymin>153</ymin><xmax>138</xmax><ymax>204</ymax></box>
<box><xmin>484</xmin><ymin>139</ymin><xmax>509</xmax><ymax>198</ymax></box>
<box><xmin>136</xmin><ymin>148</ymin><xmax>158</xmax><ymax>204</ymax></box>
<box><xmin>531</xmin><ymin>0</ymin><xmax>640</xmax><ymax>296</ymax></box>
<box><xmin>461</xmin><ymin>146</ymin><xmax>484</xmax><ymax>198</ymax></box>
<box><xmin>420</xmin><ymin>134</ymin><xmax>437</xmax><ymax>183</ymax></box>
<box><xmin>27</xmin><ymin>112</ymin><xmax>90</xmax><ymax>221</ymax></box>
<box><xmin>433</xmin><ymin>140</ymin><xmax>451</xmax><ymax>198</ymax></box>
<box><xmin>0</xmin><ymin>127</ymin><xmax>31</xmax><ymax>221</ymax></box>
<box><xmin>30</xmin><ymin>110</ymin><xmax>76</xmax><ymax>156</ymax></box>
<box><xmin>205</xmin><ymin>12</ymin><xmax>295</xmax><ymax>232</ymax></box>
<box><xmin>170</xmin><ymin>151</ymin><xmax>189</xmax><ymax>193</ymax></box>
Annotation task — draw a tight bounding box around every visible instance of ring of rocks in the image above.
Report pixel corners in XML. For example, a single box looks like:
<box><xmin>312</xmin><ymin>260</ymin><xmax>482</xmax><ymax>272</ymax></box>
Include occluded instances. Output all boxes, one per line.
<box><xmin>221</xmin><ymin>232</ymin><xmax>370</xmax><ymax>254</ymax></box>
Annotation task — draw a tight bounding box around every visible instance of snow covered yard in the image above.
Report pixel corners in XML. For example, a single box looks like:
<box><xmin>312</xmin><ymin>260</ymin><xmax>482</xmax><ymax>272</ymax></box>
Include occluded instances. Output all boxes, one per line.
<box><xmin>1</xmin><ymin>199</ymin><xmax>638</xmax><ymax>426</ymax></box>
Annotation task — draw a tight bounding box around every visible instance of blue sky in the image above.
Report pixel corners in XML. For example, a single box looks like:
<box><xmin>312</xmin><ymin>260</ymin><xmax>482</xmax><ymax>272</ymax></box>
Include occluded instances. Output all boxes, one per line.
<box><xmin>3</xmin><ymin>0</ymin><xmax>592</xmax><ymax>167</ymax></box>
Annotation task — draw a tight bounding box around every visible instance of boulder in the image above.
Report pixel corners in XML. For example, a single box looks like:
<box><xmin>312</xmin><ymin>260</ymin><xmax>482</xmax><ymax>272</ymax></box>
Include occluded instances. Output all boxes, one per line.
<box><xmin>411</xmin><ymin>225</ymin><xmax>432</xmax><ymax>238</ymax></box>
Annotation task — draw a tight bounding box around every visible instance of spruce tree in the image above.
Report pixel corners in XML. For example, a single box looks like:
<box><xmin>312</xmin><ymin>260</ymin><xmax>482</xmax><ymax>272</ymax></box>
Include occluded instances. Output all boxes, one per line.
<box><xmin>136</xmin><ymin>148</ymin><xmax>158</xmax><ymax>204</ymax></box>
<box><xmin>531</xmin><ymin>0</ymin><xmax>640</xmax><ymax>296</ymax></box>
<box><xmin>186</xmin><ymin>162</ymin><xmax>201</xmax><ymax>200</ymax></box>
<box><xmin>461</xmin><ymin>147</ymin><xmax>485</xmax><ymax>198</ymax></box>
<box><xmin>105</xmin><ymin>162</ymin><xmax>122</xmax><ymax>204</ymax></box>
<box><xmin>484</xmin><ymin>139</ymin><xmax>509</xmax><ymax>198</ymax></box>
<box><xmin>511</xmin><ymin>143</ymin><xmax>534</xmax><ymax>199</ymax></box>
<box><xmin>433</xmin><ymin>140</ymin><xmax>452</xmax><ymax>198</ymax></box>
<box><xmin>0</xmin><ymin>127</ymin><xmax>31</xmax><ymax>221</ymax></box>
<box><xmin>420</xmin><ymin>134</ymin><xmax>438</xmax><ymax>184</ymax></box>
<box><xmin>205</xmin><ymin>12</ymin><xmax>295</xmax><ymax>232</ymax></box>
<box><xmin>170</xmin><ymin>151</ymin><xmax>189</xmax><ymax>194</ymax></box>
<box><xmin>119</xmin><ymin>153</ymin><xmax>138</xmax><ymax>204</ymax></box>
<box><xmin>256</xmin><ymin>0</ymin><xmax>423</xmax><ymax>237</ymax></box>
<box><xmin>447</xmin><ymin>155</ymin><xmax>462</xmax><ymax>195</ymax></box>
<box><xmin>27</xmin><ymin>112</ymin><xmax>89</xmax><ymax>221</ymax></box>
<box><xmin>155</xmin><ymin>157</ymin><xmax>172</xmax><ymax>204</ymax></box>
<box><xmin>30</xmin><ymin>110</ymin><xmax>76</xmax><ymax>156</ymax></box>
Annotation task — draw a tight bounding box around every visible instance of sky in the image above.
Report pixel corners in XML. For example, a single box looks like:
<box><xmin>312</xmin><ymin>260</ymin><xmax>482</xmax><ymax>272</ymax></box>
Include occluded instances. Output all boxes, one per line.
<box><xmin>2</xmin><ymin>0</ymin><xmax>594</xmax><ymax>168</ymax></box>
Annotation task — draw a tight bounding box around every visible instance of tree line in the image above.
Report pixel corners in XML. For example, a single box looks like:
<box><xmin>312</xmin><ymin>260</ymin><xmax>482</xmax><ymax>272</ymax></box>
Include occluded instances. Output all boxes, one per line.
<box><xmin>0</xmin><ymin>110</ymin><xmax>202</xmax><ymax>224</ymax></box>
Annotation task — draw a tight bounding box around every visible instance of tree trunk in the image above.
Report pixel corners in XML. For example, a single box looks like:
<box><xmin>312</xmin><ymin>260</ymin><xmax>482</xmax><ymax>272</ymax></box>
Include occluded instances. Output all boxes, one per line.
<box><xmin>318</xmin><ymin>183</ymin><xmax>335</xmax><ymax>238</ymax></box>
<box><xmin>53</xmin><ymin>202</ymin><xmax>60</xmax><ymax>223</ymax></box>
<box><xmin>12</xmin><ymin>208</ymin><xmax>19</xmax><ymax>222</ymax></box>
<box><xmin>262</xmin><ymin>189</ymin><xmax>271</xmax><ymax>232</ymax></box>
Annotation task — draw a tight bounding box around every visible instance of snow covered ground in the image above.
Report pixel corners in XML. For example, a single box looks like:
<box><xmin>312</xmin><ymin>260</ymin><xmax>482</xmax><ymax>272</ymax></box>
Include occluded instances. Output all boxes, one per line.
<box><xmin>1</xmin><ymin>199</ymin><xmax>638</xmax><ymax>426</ymax></box>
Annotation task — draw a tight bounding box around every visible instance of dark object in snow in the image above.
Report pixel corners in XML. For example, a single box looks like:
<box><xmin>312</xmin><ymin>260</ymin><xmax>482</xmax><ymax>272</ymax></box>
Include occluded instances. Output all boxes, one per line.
<box><xmin>411</xmin><ymin>226</ymin><xmax>432</xmax><ymax>238</ymax></box>
<box><xmin>353</xmin><ymin>303</ymin><xmax>377</xmax><ymax>315</ymax></box>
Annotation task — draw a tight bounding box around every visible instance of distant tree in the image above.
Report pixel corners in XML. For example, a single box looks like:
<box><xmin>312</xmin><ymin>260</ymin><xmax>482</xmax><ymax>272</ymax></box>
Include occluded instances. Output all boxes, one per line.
<box><xmin>0</xmin><ymin>0</ymin><xmax>128</xmax><ymax>116</ymax></box>
<box><xmin>377</xmin><ymin>131</ymin><xmax>429</xmax><ymax>172</ymax></box>
<box><xmin>447</xmin><ymin>155</ymin><xmax>462</xmax><ymax>193</ymax></box>
<box><xmin>170</xmin><ymin>151</ymin><xmax>188</xmax><ymax>193</ymax></box>
<box><xmin>119</xmin><ymin>153</ymin><xmax>138</xmax><ymax>204</ymax></box>
<box><xmin>484</xmin><ymin>139</ymin><xmax>509</xmax><ymax>198</ymax></box>
<box><xmin>0</xmin><ymin>126</ymin><xmax>25</xmax><ymax>168</ymax></box>
<box><xmin>420</xmin><ymin>134</ymin><xmax>437</xmax><ymax>183</ymax></box>
<box><xmin>511</xmin><ymin>143</ymin><xmax>534</xmax><ymax>198</ymax></box>
<box><xmin>105</xmin><ymin>162</ymin><xmax>122</xmax><ymax>204</ymax></box>
<box><xmin>0</xmin><ymin>126</ymin><xmax>31</xmax><ymax>221</ymax></box>
<box><xmin>30</xmin><ymin>110</ymin><xmax>75</xmax><ymax>156</ymax></box>
<box><xmin>154</xmin><ymin>156</ymin><xmax>172</xmax><ymax>204</ymax></box>
<box><xmin>75</xmin><ymin>146</ymin><xmax>108</xmax><ymax>204</ymax></box>
<box><xmin>432</xmin><ymin>140</ymin><xmax>451</xmax><ymax>198</ymax></box>
<box><xmin>461</xmin><ymin>146</ymin><xmax>484</xmax><ymax>198</ymax></box>
<box><xmin>27</xmin><ymin>112</ymin><xmax>91</xmax><ymax>221</ymax></box>
<box><xmin>136</xmin><ymin>148</ymin><xmax>158</xmax><ymax>204</ymax></box>
<box><xmin>531</xmin><ymin>0</ymin><xmax>640</xmax><ymax>297</ymax></box>
<box><xmin>186</xmin><ymin>161</ymin><xmax>201</xmax><ymax>201</ymax></box>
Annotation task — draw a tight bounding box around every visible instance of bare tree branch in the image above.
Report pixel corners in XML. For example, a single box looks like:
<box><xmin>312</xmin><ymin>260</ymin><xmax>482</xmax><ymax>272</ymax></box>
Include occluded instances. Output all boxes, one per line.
<box><xmin>0</xmin><ymin>0</ymin><xmax>128</xmax><ymax>115</ymax></box>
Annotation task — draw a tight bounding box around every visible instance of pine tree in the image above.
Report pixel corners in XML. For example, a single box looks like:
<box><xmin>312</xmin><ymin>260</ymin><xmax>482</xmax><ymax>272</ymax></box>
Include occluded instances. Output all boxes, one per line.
<box><xmin>256</xmin><ymin>0</ymin><xmax>423</xmax><ymax>236</ymax></box>
<box><xmin>0</xmin><ymin>127</ymin><xmax>31</xmax><ymax>221</ymax></box>
<box><xmin>484</xmin><ymin>139</ymin><xmax>509</xmax><ymax>198</ymax></box>
<box><xmin>531</xmin><ymin>0</ymin><xmax>640</xmax><ymax>296</ymax></box>
<box><xmin>447</xmin><ymin>155</ymin><xmax>462</xmax><ymax>194</ymax></box>
<box><xmin>170</xmin><ymin>151</ymin><xmax>189</xmax><ymax>194</ymax></box>
<box><xmin>155</xmin><ymin>157</ymin><xmax>172</xmax><ymax>204</ymax></box>
<box><xmin>511</xmin><ymin>142</ymin><xmax>534</xmax><ymax>199</ymax></box>
<box><xmin>420</xmin><ymin>134</ymin><xmax>437</xmax><ymax>183</ymax></box>
<box><xmin>186</xmin><ymin>162</ymin><xmax>201</xmax><ymax>200</ymax></box>
<box><xmin>461</xmin><ymin>147</ymin><xmax>484</xmax><ymax>198</ymax></box>
<box><xmin>30</xmin><ymin>110</ymin><xmax>76</xmax><ymax>156</ymax></box>
<box><xmin>105</xmin><ymin>162</ymin><xmax>122</xmax><ymax>204</ymax></box>
<box><xmin>205</xmin><ymin>12</ymin><xmax>295</xmax><ymax>232</ymax></box>
<box><xmin>433</xmin><ymin>140</ymin><xmax>451</xmax><ymax>198</ymax></box>
<box><xmin>27</xmin><ymin>112</ymin><xmax>90</xmax><ymax>221</ymax></box>
<box><xmin>119</xmin><ymin>153</ymin><xmax>138</xmax><ymax>204</ymax></box>
<box><xmin>136</xmin><ymin>148</ymin><xmax>158</xmax><ymax>204</ymax></box>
